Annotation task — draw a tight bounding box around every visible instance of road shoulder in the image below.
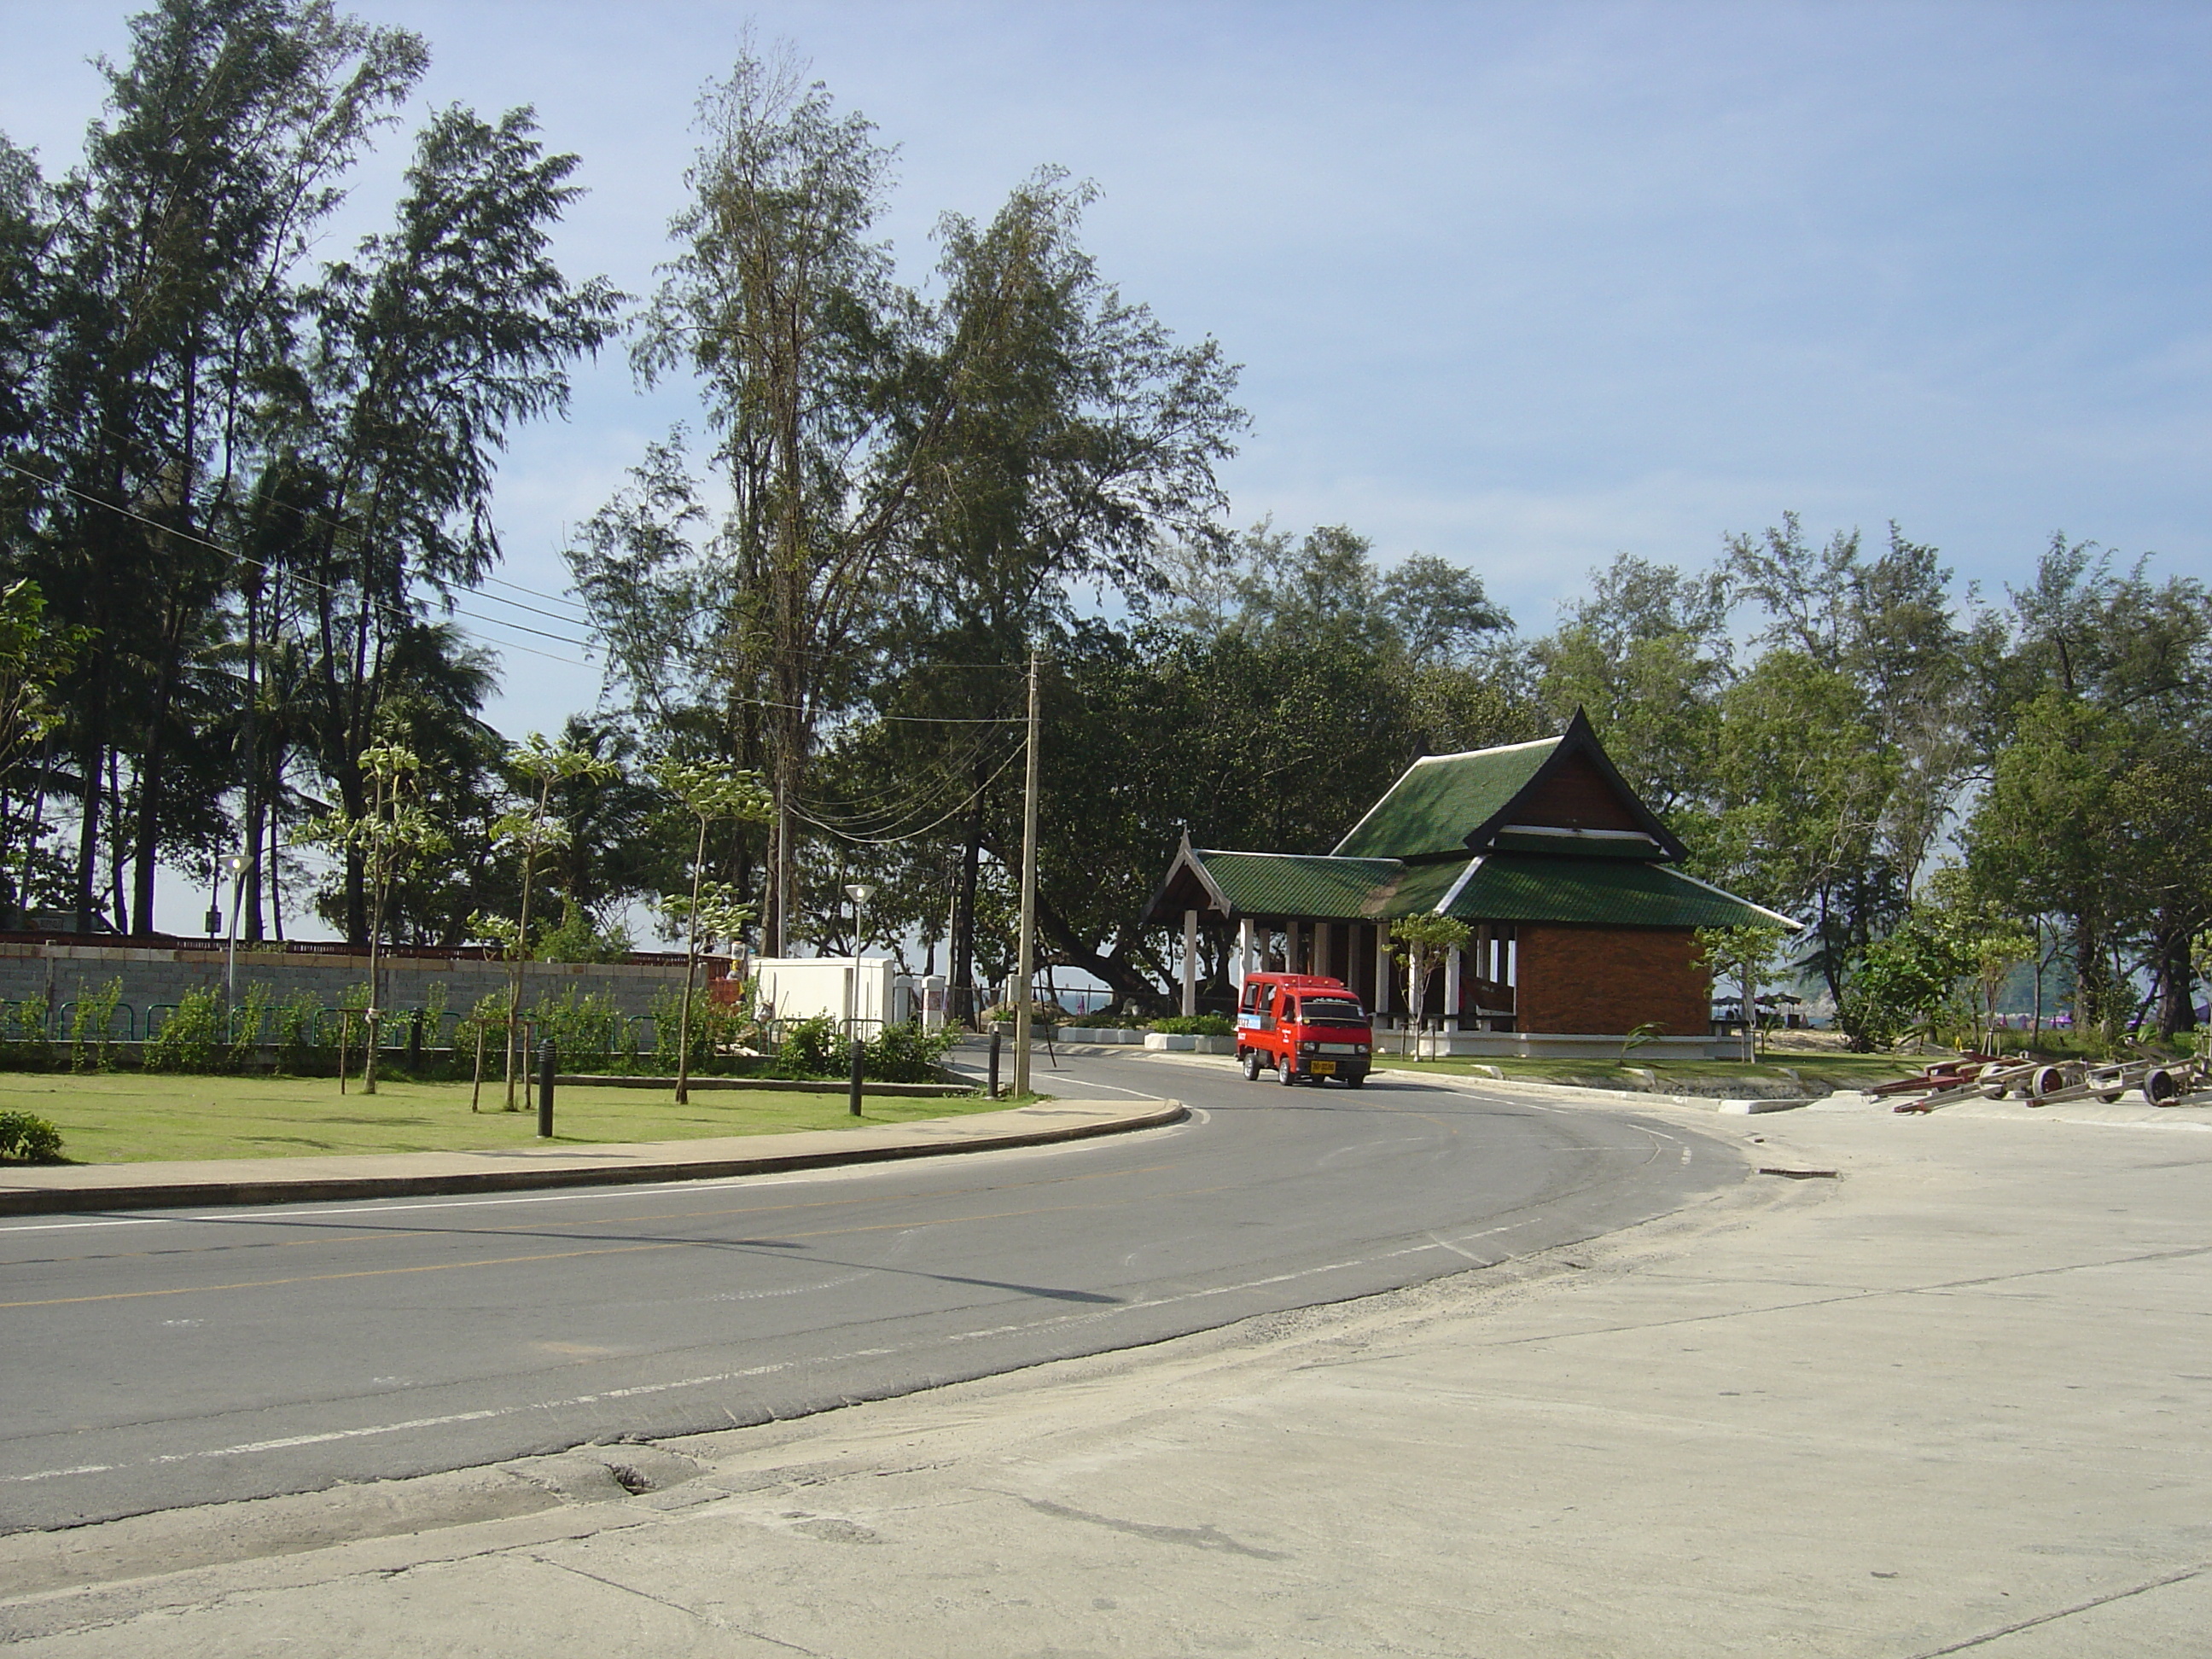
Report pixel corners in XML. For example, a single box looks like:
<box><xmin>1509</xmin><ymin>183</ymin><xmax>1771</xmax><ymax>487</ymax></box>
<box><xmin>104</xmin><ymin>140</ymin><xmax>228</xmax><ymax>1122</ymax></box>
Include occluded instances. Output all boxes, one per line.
<box><xmin>0</xmin><ymin>1096</ymin><xmax>1185</xmax><ymax>1216</ymax></box>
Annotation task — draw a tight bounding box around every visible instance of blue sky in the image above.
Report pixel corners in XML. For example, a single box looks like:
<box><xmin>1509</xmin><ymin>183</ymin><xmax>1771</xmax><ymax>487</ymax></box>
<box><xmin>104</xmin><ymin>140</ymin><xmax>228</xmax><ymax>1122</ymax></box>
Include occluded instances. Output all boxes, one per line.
<box><xmin>4</xmin><ymin>2</ymin><xmax>2210</xmax><ymax>928</ymax></box>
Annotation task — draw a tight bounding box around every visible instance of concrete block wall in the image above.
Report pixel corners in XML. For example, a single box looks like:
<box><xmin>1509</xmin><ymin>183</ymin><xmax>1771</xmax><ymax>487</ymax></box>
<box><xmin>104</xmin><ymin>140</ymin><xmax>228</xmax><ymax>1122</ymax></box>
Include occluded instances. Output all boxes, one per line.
<box><xmin>0</xmin><ymin>943</ymin><xmax>704</xmax><ymax>1032</ymax></box>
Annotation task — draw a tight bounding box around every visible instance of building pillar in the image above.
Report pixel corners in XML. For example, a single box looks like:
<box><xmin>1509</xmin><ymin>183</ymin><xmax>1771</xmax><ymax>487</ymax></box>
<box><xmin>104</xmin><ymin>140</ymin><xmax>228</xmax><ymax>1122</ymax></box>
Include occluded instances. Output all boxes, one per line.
<box><xmin>1444</xmin><ymin>946</ymin><xmax>1462</xmax><ymax>1033</ymax></box>
<box><xmin>1237</xmin><ymin>916</ymin><xmax>1254</xmax><ymax>992</ymax></box>
<box><xmin>1181</xmin><ymin>908</ymin><xmax>1198</xmax><ymax>1017</ymax></box>
<box><xmin>1375</xmin><ymin>923</ymin><xmax>1393</xmax><ymax>1021</ymax></box>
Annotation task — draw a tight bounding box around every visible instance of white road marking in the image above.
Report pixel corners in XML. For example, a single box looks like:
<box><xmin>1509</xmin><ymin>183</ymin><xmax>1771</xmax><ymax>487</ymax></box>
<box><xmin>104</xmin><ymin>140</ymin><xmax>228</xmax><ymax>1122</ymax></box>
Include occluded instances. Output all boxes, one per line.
<box><xmin>0</xmin><ymin>1214</ymin><xmax>1557</xmax><ymax>1489</ymax></box>
<box><xmin>3</xmin><ymin>1086</ymin><xmax>1685</xmax><ymax>1490</ymax></box>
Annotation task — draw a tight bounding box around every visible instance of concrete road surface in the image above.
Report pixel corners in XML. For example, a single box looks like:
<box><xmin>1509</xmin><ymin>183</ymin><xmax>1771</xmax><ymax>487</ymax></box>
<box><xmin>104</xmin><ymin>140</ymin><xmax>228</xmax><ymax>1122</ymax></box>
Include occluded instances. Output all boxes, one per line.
<box><xmin>0</xmin><ymin>1053</ymin><xmax>1724</xmax><ymax>1531</ymax></box>
<box><xmin>6</xmin><ymin>1089</ymin><xmax>2209</xmax><ymax>1656</ymax></box>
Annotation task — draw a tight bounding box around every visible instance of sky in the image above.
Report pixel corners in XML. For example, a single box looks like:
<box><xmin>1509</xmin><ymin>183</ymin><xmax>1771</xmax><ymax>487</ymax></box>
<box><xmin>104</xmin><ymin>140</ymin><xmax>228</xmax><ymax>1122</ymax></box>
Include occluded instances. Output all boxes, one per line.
<box><xmin>3</xmin><ymin>0</ymin><xmax>2209</xmax><ymax>935</ymax></box>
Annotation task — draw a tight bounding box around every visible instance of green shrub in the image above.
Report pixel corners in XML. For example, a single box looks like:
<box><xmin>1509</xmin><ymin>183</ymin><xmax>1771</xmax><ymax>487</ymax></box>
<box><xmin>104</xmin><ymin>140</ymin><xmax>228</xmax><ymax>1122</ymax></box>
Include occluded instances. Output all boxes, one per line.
<box><xmin>68</xmin><ymin>978</ymin><xmax>125</xmax><ymax>1072</ymax></box>
<box><xmin>775</xmin><ymin>1014</ymin><xmax>841</xmax><ymax>1079</ymax></box>
<box><xmin>145</xmin><ymin>987</ymin><xmax>224</xmax><ymax>1073</ymax></box>
<box><xmin>273</xmin><ymin>988</ymin><xmax>325</xmax><ymax>1074</ymax></box>
<box><xmin>1150</xmin><ymin>1014</ymin><xmax>1234</xmax><ymax>1037</ymax></box>
<box><xmin>984</xmin><ymin>999</ymin><xmax>1068</xmax><ymax>1027</ymax></box>
<box><xmin>0</xmin><ymin>1109</ymin><xmax>63</xmax><ymax>1162</ymax></box>
<box><xmin>224</xmin><ymin>982</ymin><xmax>273</xmax><ymax>1071</ymax></box>
<box><xmin>644</xmin><ymin>984</ymin><xmax>755</xmax><ymax>1075</ymax></box>
<box><xmin>865</xmin><ymin>1021</ymin><xmax>955</xmax><ymax>1082</ymax></box>
<box><xmin>528</xmin><ymin>987</ymin><xmax>628</xmax><ymax>1073</ymax></box>
<box><xmin>0</xmin><ymin>998</ymin><xmax>53</xmax><ymax>1069</ymax></box>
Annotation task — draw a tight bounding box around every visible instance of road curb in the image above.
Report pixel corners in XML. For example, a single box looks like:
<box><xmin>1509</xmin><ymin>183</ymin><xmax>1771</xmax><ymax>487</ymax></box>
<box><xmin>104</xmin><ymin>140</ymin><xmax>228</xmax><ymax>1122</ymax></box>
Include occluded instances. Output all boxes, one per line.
<box><xmin>0</xmin><ymin>1099</ymin><xmax>1187</xmax><ymax>1218</ymax></box>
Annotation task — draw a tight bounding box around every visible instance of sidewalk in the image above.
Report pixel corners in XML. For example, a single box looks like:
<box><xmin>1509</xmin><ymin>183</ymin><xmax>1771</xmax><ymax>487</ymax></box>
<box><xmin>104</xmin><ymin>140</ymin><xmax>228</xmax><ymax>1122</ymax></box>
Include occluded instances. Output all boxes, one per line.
<box><xmin>0</xmin><ymin>1096</ymin><xmax>1186</xmax><ymax>1217</ymax></box>
<box><xmin>8</xmin><ymin>1086</ymin><xmax>2209</xmax><ymax>1655</ymax></box>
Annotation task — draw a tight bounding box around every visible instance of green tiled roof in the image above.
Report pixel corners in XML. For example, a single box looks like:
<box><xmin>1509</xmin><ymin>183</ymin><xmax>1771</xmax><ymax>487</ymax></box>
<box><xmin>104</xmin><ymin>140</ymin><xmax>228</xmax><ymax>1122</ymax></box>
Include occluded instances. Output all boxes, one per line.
<box><xmin>1332</xmin><ymin>738</ymin><xmax>1561</xmax><ymax>859</ymax></box>
<box><xmin>1371</xmin><ymin>858</ymin><xmax>1467</xmax><ymax>917</ymax></box>
<box><xmin>1190</xmin><ymin>850</ymin><xmax>1400</xmax><ymax>920</ymax></box>
<box><xmin>1186</xmin><ymin>848</ymin><xmax>1793</xmax><ymax>929</ymax></box>
<box><xmin>1438</xmin><ymin>855</ymin><xmax>1796</xmax><ymax>929</ymax></box>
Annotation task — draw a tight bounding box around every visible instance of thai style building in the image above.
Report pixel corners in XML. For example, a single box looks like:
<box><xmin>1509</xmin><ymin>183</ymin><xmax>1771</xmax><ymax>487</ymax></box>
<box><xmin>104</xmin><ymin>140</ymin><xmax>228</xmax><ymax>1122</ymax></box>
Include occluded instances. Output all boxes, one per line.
<box><xmin>1143</xmin><ymin>711</ymin><xmax>1793</xmax><ymax>1060</ymax></box>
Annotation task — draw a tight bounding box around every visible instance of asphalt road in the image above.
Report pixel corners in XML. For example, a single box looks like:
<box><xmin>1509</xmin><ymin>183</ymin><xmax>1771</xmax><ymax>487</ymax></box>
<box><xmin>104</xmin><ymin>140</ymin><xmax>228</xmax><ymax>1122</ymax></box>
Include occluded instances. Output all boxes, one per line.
<box><xmin>0</xmin><ymin>1054</ymin><xmax>1738</xmax><ymax>1532</ymax></box>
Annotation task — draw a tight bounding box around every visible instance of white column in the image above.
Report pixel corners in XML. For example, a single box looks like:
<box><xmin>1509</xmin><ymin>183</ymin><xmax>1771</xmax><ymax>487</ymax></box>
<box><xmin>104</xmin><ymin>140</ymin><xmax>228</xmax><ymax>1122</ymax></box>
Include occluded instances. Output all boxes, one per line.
<box><xmin>1376</xmin><ymin>924</ymin><xmax>1393</xmax><ymax>1020</ymax></box>
<box><xmin>1444</xmin><ymin>946</ymin><xmax>1462</xmax><ymax>1033</ymax></box>
<box><xmin>1237</xmin><ymin>917</ymin><xmax>1254</xmax><ymax>989</ymax></box>
<box><xmin>1181</xmin><ymin>908</ymin><xmax>1199</xmax><ymax>1017</ymax></box>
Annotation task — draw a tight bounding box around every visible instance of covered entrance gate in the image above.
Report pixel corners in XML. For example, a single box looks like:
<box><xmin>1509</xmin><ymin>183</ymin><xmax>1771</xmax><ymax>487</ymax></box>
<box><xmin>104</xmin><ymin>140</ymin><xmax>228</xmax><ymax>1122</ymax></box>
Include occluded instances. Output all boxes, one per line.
<box><xmin>1144</xmin><ymin>712</ymin><xmax>1793</xmax><ymax>1060</ymax></box>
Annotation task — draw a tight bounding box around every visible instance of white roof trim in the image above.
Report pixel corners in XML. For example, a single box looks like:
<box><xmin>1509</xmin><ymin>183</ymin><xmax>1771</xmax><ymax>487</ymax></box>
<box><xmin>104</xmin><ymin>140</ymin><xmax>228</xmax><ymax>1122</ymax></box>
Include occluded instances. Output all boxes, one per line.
<box><xmin>1661</xmin><ymin>866</ymin><xmax>1800</xmax><ymax>929</ymax></box>
<box><xmin>1409</xmin><ymin>736</ymin><xmax>1559</xmax><ymax>766</ymax></box>
<box><xmin>1435</xmin><ymin>856</ymin><xmax>1486</xmax><ymax>916</ymax></box>
<box><xmin>1496</xmin><ymin>824</ymin><xmax>1658</xmax><ymax>842</ymax></box>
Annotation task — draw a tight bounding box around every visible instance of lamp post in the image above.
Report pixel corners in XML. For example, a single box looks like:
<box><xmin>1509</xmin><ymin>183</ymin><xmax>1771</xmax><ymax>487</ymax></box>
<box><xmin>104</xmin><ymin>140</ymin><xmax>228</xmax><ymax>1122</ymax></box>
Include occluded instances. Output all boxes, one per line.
<box><xmin>842</xmin><ymin>882</ymin><xmax>875</xmax><ymax>1034</ymax></box>
<box><xmin>222</xmin><ymin>852</ymin><xmax>253</xmax><ymax>1004</ymax></box>
<box><xmin>843</xmin><ymin>882</ymin><xmax>874</xmax><ymax>1119</ymax></box>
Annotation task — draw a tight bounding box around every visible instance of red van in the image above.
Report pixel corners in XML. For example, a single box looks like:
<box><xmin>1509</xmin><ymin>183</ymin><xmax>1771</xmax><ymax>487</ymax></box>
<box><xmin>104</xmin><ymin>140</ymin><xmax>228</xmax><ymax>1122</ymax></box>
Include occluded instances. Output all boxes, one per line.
<box><xmin>1236</xmin><ymin>972</ymin><xmax>1372</xmax><ymax>1087</ymax></box>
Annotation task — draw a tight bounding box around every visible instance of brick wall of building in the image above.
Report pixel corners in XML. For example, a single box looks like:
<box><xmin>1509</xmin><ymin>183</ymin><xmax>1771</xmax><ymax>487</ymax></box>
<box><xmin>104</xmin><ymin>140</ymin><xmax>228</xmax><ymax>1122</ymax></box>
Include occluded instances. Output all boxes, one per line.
<box><xmin>1513</xmin><ymin>924</ymin><xmax>1708</xmax><ymax>1037</ymax></box>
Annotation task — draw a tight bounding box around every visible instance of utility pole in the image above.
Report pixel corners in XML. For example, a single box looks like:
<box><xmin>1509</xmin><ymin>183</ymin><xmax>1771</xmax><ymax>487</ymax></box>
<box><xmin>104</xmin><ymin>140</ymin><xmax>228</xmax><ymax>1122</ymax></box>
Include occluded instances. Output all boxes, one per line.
<box><xmin>1012</xmin><ymin>650</ymin><xmax>1042</xmax><ymax>1099</ymax></box>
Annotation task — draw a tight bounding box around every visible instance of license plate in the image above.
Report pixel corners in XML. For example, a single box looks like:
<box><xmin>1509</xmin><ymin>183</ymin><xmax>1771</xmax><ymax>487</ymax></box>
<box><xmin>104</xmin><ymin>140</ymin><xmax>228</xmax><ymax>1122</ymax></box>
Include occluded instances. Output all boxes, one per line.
<box><xmin>1308</xmin><ymin>1061</ymin><xmax>1336</xmax><ymax>1074</ymax></box>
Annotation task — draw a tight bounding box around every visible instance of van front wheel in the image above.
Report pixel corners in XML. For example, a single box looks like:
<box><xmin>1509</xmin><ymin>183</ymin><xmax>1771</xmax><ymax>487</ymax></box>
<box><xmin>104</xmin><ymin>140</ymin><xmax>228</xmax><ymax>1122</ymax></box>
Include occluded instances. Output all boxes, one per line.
<box><xmin>1277</xmin><ymin>1059</ymin><xmax>1297</xmax><ymax>1086</ymax></box>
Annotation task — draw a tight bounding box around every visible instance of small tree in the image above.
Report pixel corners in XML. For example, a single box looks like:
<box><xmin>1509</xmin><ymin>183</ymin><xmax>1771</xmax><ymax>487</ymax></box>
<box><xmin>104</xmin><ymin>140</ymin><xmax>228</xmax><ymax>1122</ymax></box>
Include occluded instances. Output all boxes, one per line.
<box><xmin>1388</xmin><ymin>915</ymin><xmax>1471</xmax><ymax>1057</ymax></box>
<box><xmin>653</xmin><ymin>758</ymin><xmax>771</xmax><ymax>1103</ymax></box>
<box><xmin>487</xmin><ymin>734</ymin><xmax>621</xmax><ymax>1108</ymax></box>
<box><xmin>1697</xmin><ymin>923</ymin><xmax>1790</xmax><ymax>1062</ymax></box>
<box><xmin>300</xmin><ymin>743</ymin><xmax>447</xmax><ymax>1094</ymax></box>
<box><xmin>659</xmin><ymin>880</ymin><xmax>755</xmax><ymax>1097</ymax></box>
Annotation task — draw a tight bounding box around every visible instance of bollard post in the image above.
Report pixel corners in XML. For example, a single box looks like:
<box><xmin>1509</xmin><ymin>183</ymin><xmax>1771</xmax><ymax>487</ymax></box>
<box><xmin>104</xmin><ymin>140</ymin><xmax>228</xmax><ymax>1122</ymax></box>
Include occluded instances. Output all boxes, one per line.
<box><xmin>537</xmin><ymin>1040</ymin><xmax>556</xmax><ymax>1138</ymax></box>
<box><xmin>988</xmin><ymin>1027</ymin><xmax>1003</xmax><ymax>1100</ymax></box>
<box><xmin>848</xmin><ymin>1036</ymin><xmax>864</xmax><ymax>1118</ymax></box>
<box><xmin>407</xmin><ymin>1010</ymin><xmax>422</xmax><ymax>1077</ymax></box>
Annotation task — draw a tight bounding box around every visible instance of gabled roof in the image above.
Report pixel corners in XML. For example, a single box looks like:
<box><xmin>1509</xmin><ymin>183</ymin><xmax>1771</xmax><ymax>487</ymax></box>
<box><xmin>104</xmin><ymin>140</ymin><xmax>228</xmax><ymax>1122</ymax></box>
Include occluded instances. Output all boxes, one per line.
<box><xmin>1331</xmin><ymin>707</ymin><xmax>1686</xmax><ymax>863</ymax></box>
<box><xmin>1159</xmin><ymin>847</ymin><xmax>1400</xmax><ymax>921</ymax></box>
<box><xmin>1436</xmin><ymin>855</ymin><xmax>1796</xmax><ymax>929</ymax></box>
<box><xmin>1331</xmin><ymin>737</ymin><xmax>1558</xmax><ymax>860</ymax></box>
<box><xmin>1145</xmin><ymin>843</ymin><xmax>1796</xmax><ymax>932</ymax></box>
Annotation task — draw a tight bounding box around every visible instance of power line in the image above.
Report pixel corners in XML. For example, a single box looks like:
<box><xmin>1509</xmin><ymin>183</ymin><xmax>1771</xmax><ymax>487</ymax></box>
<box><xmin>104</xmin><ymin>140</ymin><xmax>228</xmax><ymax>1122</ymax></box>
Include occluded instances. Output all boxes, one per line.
<box><xmin>792</xmin><ymin>739</ymin><xmax>1028</xmax><ymax>847</ymax></box>
<box><xmin>0</xmin><ymin>457</ymin><xmax>597</xmax><ymax>667</ymax></box>
<box><xmin>797</xmin><ymin>728</ymin><xmax>1024</xmax><ymax>829</ymax></box>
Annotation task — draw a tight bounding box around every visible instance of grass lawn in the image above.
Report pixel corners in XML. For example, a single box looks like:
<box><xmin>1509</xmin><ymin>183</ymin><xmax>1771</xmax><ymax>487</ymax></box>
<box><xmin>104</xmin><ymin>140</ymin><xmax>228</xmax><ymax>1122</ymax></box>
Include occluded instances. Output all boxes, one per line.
<box><xmin>0</xmin><ymin>1071</ymin><xmax>1006</xmax><ymax>1166</ymax></box>
<box><xmin>1377</xmin><ymin>1052</ymin><xmax>1924</xmax><ymax>1090</ymax></box>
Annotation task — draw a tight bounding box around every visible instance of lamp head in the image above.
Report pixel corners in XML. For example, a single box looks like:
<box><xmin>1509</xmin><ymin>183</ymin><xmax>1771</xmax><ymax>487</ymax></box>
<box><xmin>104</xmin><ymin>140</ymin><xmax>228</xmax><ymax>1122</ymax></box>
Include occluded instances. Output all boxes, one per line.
<box><xmin>844</xmin><ymin>883</ymin><xmax>875</xmax><ymax>905</ymax></box>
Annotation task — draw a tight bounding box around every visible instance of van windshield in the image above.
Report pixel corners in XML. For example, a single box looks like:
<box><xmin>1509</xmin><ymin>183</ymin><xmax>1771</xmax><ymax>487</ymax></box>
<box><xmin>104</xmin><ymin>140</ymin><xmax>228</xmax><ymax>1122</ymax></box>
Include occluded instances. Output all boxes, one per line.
<box><xmin>1296</xmin><ymin>998</ymin><xmax>1367</xmax><ymax>1026</ymax></box>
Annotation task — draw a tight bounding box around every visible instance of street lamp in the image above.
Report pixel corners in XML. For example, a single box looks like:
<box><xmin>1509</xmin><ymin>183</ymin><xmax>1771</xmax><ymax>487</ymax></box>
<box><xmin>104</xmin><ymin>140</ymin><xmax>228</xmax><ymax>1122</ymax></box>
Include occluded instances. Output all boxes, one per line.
<box><xmin>842</xmin><ymin>883</ymin><xmax>876</xmax><ymax>1119</ymax></box>
<box><xmin>223</xmin><ymin>852</ymin><xmax>253</xmax><ymax>1004</ymax></box>
<box><xmin>842</xmin><ymin>882</ymin><xmax>875</xmax><ymax>1034</ymax></box>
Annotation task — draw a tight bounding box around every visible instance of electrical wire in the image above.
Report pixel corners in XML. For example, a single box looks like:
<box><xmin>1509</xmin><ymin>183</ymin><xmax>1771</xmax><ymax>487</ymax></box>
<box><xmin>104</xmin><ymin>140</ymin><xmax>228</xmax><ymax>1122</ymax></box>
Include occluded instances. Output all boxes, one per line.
<box><xmin>0</xmin><ymin>457</ymin><xmax>598</xmax><ymax>667</ymax></box>
<box><xmin>796</xmin><ymin>733</ymin><xmax>1022</xmax><ymax>832</ymax></box>
<box><xmin>791</xmin><ymin>736</ymin><xmax>1027</xmax><ymax>847</ymax></box>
